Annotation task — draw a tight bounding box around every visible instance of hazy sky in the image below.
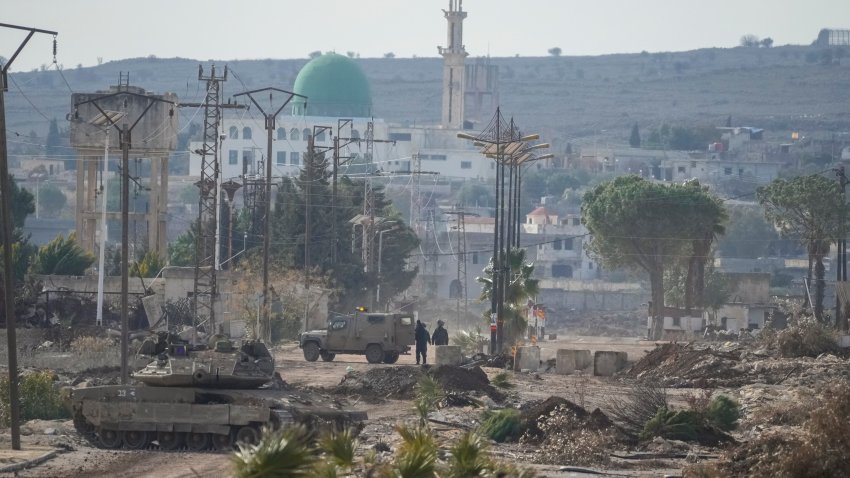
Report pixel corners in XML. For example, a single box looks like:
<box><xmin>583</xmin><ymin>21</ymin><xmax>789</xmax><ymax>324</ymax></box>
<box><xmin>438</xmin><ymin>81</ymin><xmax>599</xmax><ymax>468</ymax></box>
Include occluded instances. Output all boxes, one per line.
<box><xmin>3</xmin><ymin>0</ymin><xmax>849</xmax><ymax>72</ymax></box>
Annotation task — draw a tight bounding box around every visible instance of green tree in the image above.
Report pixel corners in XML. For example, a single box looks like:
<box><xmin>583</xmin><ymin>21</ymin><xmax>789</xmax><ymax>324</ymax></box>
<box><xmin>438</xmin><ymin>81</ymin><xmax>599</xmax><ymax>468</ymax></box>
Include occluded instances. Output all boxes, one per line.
<box><xmin>37</xmin><ymin>184</ymin><xmax>66</xmax><ymax>216</ymax></box>
<box><xmin>130</xmin><ymin>250</ymin><xmax>165</xmax><ymax>278</ymax></box>
<box><xmin>476</xmin><ymin>248</ymin><xmax>539</xmax><ymax>345</ymax></box>
<box><xmin>30</xmin><ymin>232</ymin><xmax>95</xmax><ymax>276</ymax></box>
<box><xmin>629</xmin><ymin>123</ymin><xmax>641</xmax><ymax>148</ymax></box>
<box><xmin>457</xmin><ymin>182</ymin><xmax>494</xmax><ymax>208</ymax></box>
<box><xmin>168</xmin><ymin>225</ymin><xmax>196</xmax><ymax>267</ymax></box>
<box><xmin>757</xmin><ymin>175</ymin><xmax>847</xmax><ymax>320</ymax></box>
<box><xmin>272</xmin><ymin>148</ymin><xmax>418</xmax><ymax>310</ymax></box>
<box><xmin>717</xmin><ymin>205</ymin><xmax>780</xmax><ymax>259</ymax></box>
<box><xmin>582</xmin><ymin>176</ymin><xmax>725</xmax><ymax>339</ymax></box>
<box><xmin>1</xmin><ymin>176</ymin><xmax>35</xmax><ymax>229</ymax></box>
<box><xmin>45</xmin><ymin>118</ymin><xmax>62</xmax><ymax>157</ymax></box>
<box><xmin>681</xmin><ymin>180</ymin><xmax>727</xmax><ymax>311</ymax></box>
<box><xmin>548</xmin><ymin>47</ymin><xmax>562</xmax><ymax>57</ymax></box>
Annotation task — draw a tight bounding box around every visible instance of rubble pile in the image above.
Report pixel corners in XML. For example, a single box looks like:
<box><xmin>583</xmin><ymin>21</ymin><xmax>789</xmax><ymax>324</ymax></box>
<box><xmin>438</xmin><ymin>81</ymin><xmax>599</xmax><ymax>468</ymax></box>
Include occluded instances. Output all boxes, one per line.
<box><xmin>625</xmin><ymin>343</ymin><xmax>743</xmax><ymax>387</ymax></box>
<box><xmin>519</xmin><ymin>396</ymin><xmax>622</xmax><ymax>466</ymax></box>
<box><xmin>626</xmin><ymin>342</ymin><xmax>850</xmax><ymax>388</ymax></box>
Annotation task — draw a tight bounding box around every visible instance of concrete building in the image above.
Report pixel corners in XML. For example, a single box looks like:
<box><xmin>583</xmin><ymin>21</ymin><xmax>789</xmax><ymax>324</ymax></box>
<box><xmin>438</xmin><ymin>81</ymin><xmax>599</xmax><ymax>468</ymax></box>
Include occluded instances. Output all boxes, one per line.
<box><xmin>522</xmin><ymin>207</ymin><xmax>596</xmax><ymax>280</ymax></box>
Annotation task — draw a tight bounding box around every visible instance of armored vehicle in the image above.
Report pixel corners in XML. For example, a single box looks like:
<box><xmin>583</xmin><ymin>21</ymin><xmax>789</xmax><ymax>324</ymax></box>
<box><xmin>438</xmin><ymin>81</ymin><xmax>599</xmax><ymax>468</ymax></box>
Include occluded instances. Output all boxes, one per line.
<box><xmin>299</xmin><ymin>311</ymin><xmax>415</xmax><ymax>364</ymax></box>
<box><xmin>69</xmin><ymin>335</ymin><xmax>367</xmax><ymax>450</ymax></box>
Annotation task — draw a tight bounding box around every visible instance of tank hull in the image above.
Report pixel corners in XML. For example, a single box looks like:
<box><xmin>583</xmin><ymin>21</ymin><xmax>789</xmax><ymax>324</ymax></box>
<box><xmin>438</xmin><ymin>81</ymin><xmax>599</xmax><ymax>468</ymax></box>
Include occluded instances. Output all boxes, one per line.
<box><xmin>69</xmin><ymin>385</ymin><xmax>367</xmax><ymax>450</ymax></box>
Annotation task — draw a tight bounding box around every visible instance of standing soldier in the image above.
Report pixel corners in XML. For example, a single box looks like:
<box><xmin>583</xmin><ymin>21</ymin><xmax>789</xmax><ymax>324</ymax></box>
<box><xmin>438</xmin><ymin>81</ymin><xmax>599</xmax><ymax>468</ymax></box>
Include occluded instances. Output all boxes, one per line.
<box><xmin>432</xmin><ymin>320</ymin><xmax>449</xmax><ymax>346</ymax></box>
<box><xmin>415</xmin><ymin>320</ymin><xmax>431</xmax><ymax>365</ymax></box>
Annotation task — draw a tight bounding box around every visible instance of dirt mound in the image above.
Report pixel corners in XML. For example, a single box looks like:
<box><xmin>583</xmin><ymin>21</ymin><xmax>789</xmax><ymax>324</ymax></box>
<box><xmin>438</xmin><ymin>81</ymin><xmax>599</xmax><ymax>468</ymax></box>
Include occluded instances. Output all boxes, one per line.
<box><xmin>431</xmin><ymin>365</ymin><xmax>505</xmax><ymax>402</ymax></box>
<box><xmin>335</xmin><ymin>366</ymin><xmax>424</xmax><ymax>401</ymax></box>
<box><xmin>331</xmin><ymin>365</ymin><xmax>505</xmax><ymax>402</ymax></box>
<box><xmin>624</xmin><ymin>343</ymin><xmax>744</xmax><ymax>387</ymax></box>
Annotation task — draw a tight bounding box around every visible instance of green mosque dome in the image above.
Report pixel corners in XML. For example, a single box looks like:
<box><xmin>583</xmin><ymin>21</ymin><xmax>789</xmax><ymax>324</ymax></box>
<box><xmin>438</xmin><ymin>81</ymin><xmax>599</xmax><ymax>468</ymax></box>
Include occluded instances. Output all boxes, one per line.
<box><xmin>291</xmin><ymin>53</ymin><xmax>372</xmax><ymax>118</ymax></box>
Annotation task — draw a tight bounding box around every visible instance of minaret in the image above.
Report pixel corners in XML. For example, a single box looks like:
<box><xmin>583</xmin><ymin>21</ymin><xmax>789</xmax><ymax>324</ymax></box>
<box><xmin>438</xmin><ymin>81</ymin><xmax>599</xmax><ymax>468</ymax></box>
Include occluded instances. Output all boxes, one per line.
<box><xmin>439</xmin><ymin>0</ymin><xmax>468</xmax><ymax>129</ymax></box>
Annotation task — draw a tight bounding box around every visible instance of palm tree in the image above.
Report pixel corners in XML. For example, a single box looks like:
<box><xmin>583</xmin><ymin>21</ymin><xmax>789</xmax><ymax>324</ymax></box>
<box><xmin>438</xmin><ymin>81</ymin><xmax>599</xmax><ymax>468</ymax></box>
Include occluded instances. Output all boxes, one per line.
<box><xmin>476</xmin><ymin>248</ymin><xmax>540</xmax><ymax>345</ymax></box>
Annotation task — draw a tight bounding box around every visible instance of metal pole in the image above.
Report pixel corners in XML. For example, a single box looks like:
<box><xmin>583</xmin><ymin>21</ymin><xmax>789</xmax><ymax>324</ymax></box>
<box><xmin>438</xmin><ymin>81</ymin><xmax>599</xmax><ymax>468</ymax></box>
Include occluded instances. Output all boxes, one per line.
<box><xmin>490</xmin><ymin>110</ymin><xmax>500</xmax><ymax>354</ymax></box>
<box><xmin>0</xmin><ymin>67</ymin><xmax>21</xmax><ymax>451</ymax></box>
<box><xmin>263</xmin><ymin>114</ymin><xmax>272</xmax><ymax>343</ymax></box>
<box><xmin>120</xmin><ymin>124</ymin><xmax>130</xmax><ymax>384</ymax></box>
<box><xmin>332</xmin><ymin>136</ymin><xmax>339</xmax><ymax>264</ymax></box>
<box><xmin>96</xmin><ymin>128</ymin><xmax>109</xmax><ymax>326</ymax></box>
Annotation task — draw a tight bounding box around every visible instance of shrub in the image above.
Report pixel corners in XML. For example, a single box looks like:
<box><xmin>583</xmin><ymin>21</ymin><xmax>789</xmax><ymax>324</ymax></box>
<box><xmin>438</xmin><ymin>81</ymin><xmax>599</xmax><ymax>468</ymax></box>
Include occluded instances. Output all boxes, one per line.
<box><xmin>479</xmin><ymin>408</ymin><xmax>521</xmax><ymax>442</ymax></box>
<box><xmin>607</xmin><ymin>382</ymin><xmax>668</xmax><ymax>438</ymax></box>
<box><xmin>70</xmin><ymin>335</ymin><xmax>113</xmax><ymax>355</ymax></box>
<box><xmin>232</xmin><ymin>425</ymin><xmax>315</xmax><ymax>478</ymax></box>
<box><xmin>706</xmin><ymin>395</ymin><xmax>740</xmax><ymax>431</ymax></box>
<box><xmin>491</xmin><ymin>372</ymin><xmax>514</xmax><ymax>390</ymax></box>
<box><xmin>533</xmin><ymin>405</ymin><xmax>616</xmax><ymax>466</ymax></box>
<box><xmin>0</xmin><ymin>370</ymin><xmax>69</xmax><ymax>427</ymax></box>
<box><xmin>270</xmin><ymin>313</ymin><xmax>302</xmax><ymax>342</ymax></box>
<box><xmin>775</xmin><ymin>316</ymin><xmax>837</xmax><ymax>357</ymax></box>
<box><xmin>641</xmin><ymin>407</ymin><xmax>700</xmax><ymax>442</ymax></box>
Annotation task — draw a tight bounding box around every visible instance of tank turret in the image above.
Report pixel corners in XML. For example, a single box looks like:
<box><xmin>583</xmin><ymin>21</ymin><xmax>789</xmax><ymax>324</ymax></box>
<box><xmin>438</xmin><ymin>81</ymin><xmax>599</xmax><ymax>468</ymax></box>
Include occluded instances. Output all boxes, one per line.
<box><xmin>133</xmin><ymin>335</ymin><xmax>275</xmax><ymax>389</ymax></box>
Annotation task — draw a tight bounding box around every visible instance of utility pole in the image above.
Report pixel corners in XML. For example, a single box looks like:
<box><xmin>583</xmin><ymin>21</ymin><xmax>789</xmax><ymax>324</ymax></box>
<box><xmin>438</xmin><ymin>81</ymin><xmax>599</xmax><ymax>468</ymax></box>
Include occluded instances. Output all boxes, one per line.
<box><xmin>305</xmin><ymin>126</ymin><xmax>332</xmax><ymax>329</ymax></box>
<box><xmin>445</xmin><ymin>206</ymin><xmax>479</xmax><ymax>327</ymax></box>
<box><xmin>0</xmin><ymin>21</ymin><xmax>57</xmax><ymax>452</ymax></box>
<box><xmin>835</xmin><ymin>165</ymin><xmax>849</xmax><ymax>330</ymax></box>
<box><xmin>233</xmin><ymin>88</ymin><xmax>305</xmax><ymax>342</ymax></box>
<box><xmin>190</xmin><ymin>65</ymin><xmax>227</xmax><ymax>336</ymax></box>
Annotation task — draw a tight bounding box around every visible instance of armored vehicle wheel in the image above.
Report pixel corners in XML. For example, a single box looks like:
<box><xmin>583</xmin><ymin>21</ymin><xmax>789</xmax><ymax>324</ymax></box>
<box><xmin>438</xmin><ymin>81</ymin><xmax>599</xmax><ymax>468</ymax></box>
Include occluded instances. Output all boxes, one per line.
<box><xmin>212</xmin><ymin>432</ymin><xmax>233</xmax><ymax>450</ymax></box>
<box><xmin>186</xmin><ymin>432</ymin><xmax>210</xmax><ymax>451</ymax></box>
<box><xmin>157</xmin><ymin>431</ymin><xmax>183</xmax><ymax>451</ymax></box>
<box><xmin>383</xmin><ymin>351</ymin><xmax>400</xmax><ymax>364</ymax></box>
<box><xmin>303</xmin><ymin>342</ymin><xmax>320</xmax><ymax>362</ymax></box>
<box><xmin>235</xmin><ymin>426</ymin><xmax>260</xmax><ymax>446</ymax></box>
<box><xmin>320</xmin><ymin>351</ymin><xmax>336</xmax><ymax>362</ymax></box>
<box><xmin>98</xmin><ymin>429</ymin><xmax>122</xmax><ymax>449</ymax></box>
<box><xmin>122</xmin><ymin>430</ymin><xmax>150</xmax><ymax>449</ymax></box>
<box><xmin>365</xmin><ymin>344</ymin><xmax>384</xmax><ymax>364</ymax></box>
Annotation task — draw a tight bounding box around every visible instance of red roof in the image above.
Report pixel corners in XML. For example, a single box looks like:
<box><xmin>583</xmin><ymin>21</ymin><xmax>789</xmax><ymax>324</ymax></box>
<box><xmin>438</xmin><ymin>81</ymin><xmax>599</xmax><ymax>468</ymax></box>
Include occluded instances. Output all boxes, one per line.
<box><xmin>527</xmin><ymin>207</ymin><xmax>554</xmax><ymax>216</ymax></box>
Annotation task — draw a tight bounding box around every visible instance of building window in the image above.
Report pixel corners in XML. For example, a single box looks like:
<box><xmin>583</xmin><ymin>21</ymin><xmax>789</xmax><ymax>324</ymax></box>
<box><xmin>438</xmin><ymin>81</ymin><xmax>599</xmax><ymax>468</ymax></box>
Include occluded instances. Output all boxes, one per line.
<box><xmin>228</xmin><ymin>150</ymin><xmax>238</xmax><ymax>165</ymax></box>
<box><xmin>724</xmin><ymin>167</ymin><xmax>732</xmax><ymax>175</ymax></box>
<box><xmin>229</xmin><ymin>126</ymin><xmax>238</xmax><ymax>139</ymax></box>
<box><xmin>460</xmin><ymin>161</ymin><xmax>472</xmax><ymax>169</ymax></box>
<box><xmin>678</xmin><ymin>166</ymin><xmax>686</xmax><ymax>173</ymax></box>
<box><xmin>389</xmin><ymin>132</ymin><xmax>412</xmax><ymax>142</ymax></box>
<box><xmin>564</xmin><ymin>238</ymin><xmax>574</xmax><ymax>250</ymax></box>
<box><xmin>277</xmin><ymin>128</ymin><xmax>286</xmax><ymax>140</ymax></box>
<box><xmin>351</xmin><ymin>129</ymin><xmax>360</xmax><ymax>139</ymax></box>
<box><xmin>302</xmin><ymin>128</ymin><xmax>311</xmax><ymax>140</ymax></box>
<box><xmin>588</xmin><ymin>261</ymin><xmax>593</xmax><ymax>269</ymax></box>
<box><xmin>315</xmin><ymin>129</ymin><xmax>326</xmax><ymax>142</ymax></box>
<box><xmin>290</xmin><ymin>128</ymin><xmax>300</xmax><ymax>141</ymax></box>
<box><xmin>572</xmin><ymin>218</ymin><xmax>580</xmax><ymax>226</ymax></box>
<box><xmin>290</xmin><ymin>152</ymin><xmax>300</xmax><ymax>165</ymax></box>
<box><xmin>738</xmin><ymin>168</ymin><xmax>744</xmax><ymax>177</ymax></box>
<box><xmin>690</xmin><ymin>161</ymin><xmax>696</xmax><ymax>168</ymax></box>
<box><xmin>552</xmin><ymin>264</ymin><xmax>573</xmax><ymax>278</ymax></box>
<box><xmin>553</xmin><ymin>239</ymin><xmax>562</xmax><ymax>250</ymax></box>
<box><xmin>472</xmin><ymin>252</ymin><xmax>479</xmax><ymax>264</ymax></box>
<box><xmin>243</xmin><ymin>127</ymin><xmax>252</xmax><ymax>140</ymax></box>
<box><xmin>276</xmin><ymin>151</ymin><xmax>286</xmax><ymax>165</ymax></box>
<box><xmin>242</xmin><ymin>150</ymin><xmax>254</xmax><ymax>174</ymax></box>
<box><xmin>672</xmin><ymin>317</ymin><xmax>681</xmax><ymax>327</ymax></box>
<box><xmin>428</xmin><ymin>154</ymin><xmax>447</xmax><ymax>161</ymax></box>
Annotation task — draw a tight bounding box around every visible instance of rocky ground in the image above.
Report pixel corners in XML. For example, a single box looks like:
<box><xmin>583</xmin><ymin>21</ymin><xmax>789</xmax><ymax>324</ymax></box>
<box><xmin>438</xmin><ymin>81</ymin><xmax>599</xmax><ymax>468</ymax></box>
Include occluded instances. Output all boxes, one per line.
<box><xmin>2</xmin><ymin>333</ymin><xmax>849</xmax><ymax>476</ymax></box>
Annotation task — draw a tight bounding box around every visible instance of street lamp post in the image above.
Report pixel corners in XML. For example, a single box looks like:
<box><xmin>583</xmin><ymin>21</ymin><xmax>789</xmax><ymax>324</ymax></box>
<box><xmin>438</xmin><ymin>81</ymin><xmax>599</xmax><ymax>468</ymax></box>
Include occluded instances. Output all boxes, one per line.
<box><xmin>457</xmin><ymin>109</ymin><xmax>543</xmax><ymax>353</ymax></box>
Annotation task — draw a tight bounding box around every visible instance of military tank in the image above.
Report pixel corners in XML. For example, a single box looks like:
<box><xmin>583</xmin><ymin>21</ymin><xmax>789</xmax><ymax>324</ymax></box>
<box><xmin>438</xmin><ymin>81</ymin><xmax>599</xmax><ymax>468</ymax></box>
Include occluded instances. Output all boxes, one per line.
<box><xmin>68</xmin><ymin>334</ymin><xmax>367</xmax><ymax>451</ymax></box>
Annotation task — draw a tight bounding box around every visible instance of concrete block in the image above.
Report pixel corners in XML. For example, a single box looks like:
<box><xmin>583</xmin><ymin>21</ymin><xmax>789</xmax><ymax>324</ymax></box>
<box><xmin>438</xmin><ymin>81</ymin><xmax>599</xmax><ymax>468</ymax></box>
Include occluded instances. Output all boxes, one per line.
<box><xmin>593</xmin><ymin>351</ymin><xmax>628</xmax><ymax>377</ymax></box>
<box><xmin>555</xmin><ymin>349</ymin><xmax>592</xmax><ymax>375</ymax></box>
<box><xmin>435</xmin><ymin>345</ymin><xmax>463</xmax><ymax>366</ymax></box>
<box><xmin>514</xmin><ymin>346</ymin><xmax>541</xmax><ymax>372</ymax></box>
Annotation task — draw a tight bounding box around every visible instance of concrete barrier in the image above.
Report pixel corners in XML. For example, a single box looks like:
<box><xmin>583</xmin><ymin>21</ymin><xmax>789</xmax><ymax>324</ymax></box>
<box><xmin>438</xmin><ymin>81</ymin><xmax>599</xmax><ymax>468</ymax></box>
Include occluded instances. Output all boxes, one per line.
<box><xmin>434</xmin><ymin>345</ymin><xmax>463</xmax><ymax>366</ymax></box>
<box><xmin>514</xmin><ymin>346</ymin><xmax>540</xmax><ymax>372</ymax></box>
<box><xmin>593</xmin><ymin>351</ymin><xmax>628</xmax><ymax>376</ymax></box>
<box><xmin>555</xmin><ymin>349</ymin><xmax>592</xmax><ymax>375</ymax></box>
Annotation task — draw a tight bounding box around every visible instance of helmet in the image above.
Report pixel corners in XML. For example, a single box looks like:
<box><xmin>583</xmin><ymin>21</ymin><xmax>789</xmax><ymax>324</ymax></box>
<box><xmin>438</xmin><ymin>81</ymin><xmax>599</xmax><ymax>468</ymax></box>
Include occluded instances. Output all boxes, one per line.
<box><xmin>437</xmin><ymin>320</ymin><xmax>445</xmax><ymax>326</ymax></box>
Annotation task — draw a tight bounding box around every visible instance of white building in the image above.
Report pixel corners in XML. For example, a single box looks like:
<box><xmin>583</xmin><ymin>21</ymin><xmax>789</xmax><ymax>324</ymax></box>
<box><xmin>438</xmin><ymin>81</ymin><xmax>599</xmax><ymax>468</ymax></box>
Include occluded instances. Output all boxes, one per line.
<box><xmin>522</xmin><ymin>207</ymin><xmax>596</xmax><ymax>280</ymax></box>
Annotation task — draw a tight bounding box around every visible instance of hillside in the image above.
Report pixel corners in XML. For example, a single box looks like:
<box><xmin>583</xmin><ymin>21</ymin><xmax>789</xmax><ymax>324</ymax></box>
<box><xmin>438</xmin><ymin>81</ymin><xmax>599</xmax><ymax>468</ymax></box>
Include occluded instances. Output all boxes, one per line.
<box><xmin>5</xmin><ymin>44</ymin><xmax>850</xmax><ymax>153</ymax></box>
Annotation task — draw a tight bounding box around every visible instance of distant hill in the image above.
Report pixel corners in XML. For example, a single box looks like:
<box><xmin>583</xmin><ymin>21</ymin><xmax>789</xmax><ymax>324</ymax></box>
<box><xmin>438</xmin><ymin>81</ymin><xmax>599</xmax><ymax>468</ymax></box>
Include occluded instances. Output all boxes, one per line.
<box><xmin>6</xmin><ymin>44</ymin><xmax>850</xmax><ymax>154</ymax></box>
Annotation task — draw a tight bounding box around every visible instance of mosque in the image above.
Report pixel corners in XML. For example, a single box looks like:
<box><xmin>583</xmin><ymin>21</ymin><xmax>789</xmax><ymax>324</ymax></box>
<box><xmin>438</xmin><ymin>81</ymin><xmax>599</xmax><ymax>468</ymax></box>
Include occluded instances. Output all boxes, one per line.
<box><xmin>188</xmin><ymin>0</ymin><xmax>499</xmax><ymax>183</ymax></box>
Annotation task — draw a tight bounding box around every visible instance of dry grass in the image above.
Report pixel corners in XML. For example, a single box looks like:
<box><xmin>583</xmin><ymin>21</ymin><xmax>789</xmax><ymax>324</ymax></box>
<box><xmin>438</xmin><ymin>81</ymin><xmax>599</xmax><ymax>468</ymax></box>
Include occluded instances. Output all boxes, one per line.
<box><xmin>18</xmin><ymin>335</ymin><xmax>121</xmax><ymax>372</ymax></box>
